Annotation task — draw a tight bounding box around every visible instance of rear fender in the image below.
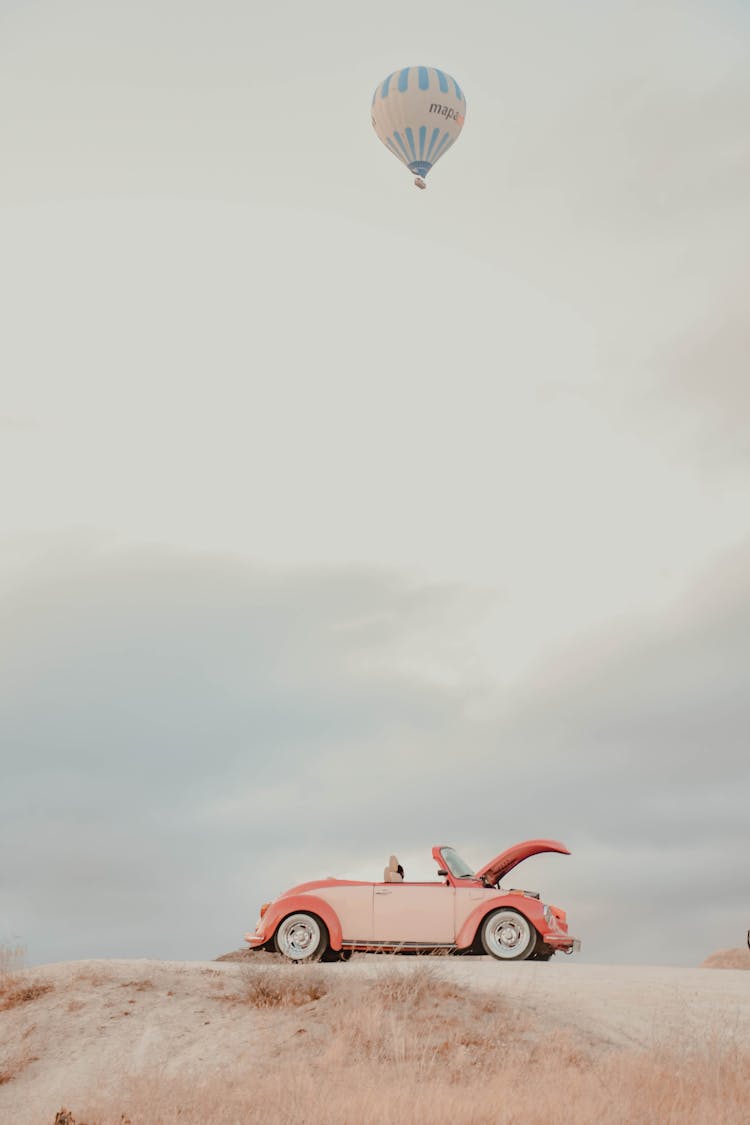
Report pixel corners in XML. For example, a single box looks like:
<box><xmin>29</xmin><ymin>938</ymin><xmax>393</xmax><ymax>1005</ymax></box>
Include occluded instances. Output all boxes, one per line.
<box><xmin>261</xmin><ymin>894</ymin><xmax>343</xmax><ymax>951</ymax></box>
<box><xmin>455</xmin><ymin>895</ymin><xmax>544</xmax><ymax>950</ymax></box>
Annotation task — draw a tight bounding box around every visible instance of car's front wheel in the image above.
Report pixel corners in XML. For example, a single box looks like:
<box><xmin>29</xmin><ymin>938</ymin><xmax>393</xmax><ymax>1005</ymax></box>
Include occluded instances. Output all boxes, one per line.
<box><xmin>274</xmin><ymin>913</ymin><xmax>328</xmax><ymax>963</ymax></box>
<box><xmin>480</xmin><ymin>909</ymin><xmax>536</xmax><ymax>961</ymax></box>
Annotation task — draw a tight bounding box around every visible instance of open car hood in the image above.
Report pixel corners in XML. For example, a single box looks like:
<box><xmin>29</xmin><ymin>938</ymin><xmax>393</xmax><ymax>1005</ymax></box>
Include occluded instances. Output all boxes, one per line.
<box><xmin>474</xmin><ymin>839</ymin><xmax>570</xmax><ymax>886</ymax></box>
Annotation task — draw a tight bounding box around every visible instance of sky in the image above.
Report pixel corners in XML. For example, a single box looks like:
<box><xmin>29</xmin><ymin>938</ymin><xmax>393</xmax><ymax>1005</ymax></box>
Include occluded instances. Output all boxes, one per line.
<box><xmin>1</xmin><ymin>0</ymin><xmax>749</xmax><ymax>967</ymax></box>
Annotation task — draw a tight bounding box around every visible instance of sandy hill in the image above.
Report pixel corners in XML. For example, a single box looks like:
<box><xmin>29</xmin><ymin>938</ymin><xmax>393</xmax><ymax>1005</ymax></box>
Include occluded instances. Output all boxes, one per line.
<box><xmin>700</xmin><ymin>945</ymin><xmax>750</xmax><ymax>970</ymax></box>
<box><xmin>2</xmin><ymin>955</ymin><xmax>749</xmax><ymax>1124</ymax></box>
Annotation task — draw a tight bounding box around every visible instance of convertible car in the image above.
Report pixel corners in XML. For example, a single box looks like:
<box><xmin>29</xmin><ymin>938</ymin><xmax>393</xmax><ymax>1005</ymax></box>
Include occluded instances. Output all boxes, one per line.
<box><xmin>244</xmin><ymin>839</ymin><xmax>581</xmax><ymax>963</ymax></box>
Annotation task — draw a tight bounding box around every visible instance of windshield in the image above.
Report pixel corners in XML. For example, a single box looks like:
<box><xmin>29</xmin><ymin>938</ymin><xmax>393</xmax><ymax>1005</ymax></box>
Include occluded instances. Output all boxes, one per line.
<box><xmin>440</xmin><ymin>848</ymin><xmax>476</xmax><ymax>879</ymax></box>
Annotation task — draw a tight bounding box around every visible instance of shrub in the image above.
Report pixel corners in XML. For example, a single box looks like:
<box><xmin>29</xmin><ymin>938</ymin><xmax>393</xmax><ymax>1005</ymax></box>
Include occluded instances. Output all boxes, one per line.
<box><xmin>234</xmin><ymin>964</ymin><xmax>328</xmax><ymax>1008</ymax></box>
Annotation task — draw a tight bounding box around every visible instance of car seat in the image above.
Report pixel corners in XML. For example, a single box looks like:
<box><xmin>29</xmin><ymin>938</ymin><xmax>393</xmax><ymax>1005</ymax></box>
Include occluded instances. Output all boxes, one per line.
<box><xmin>383</xmin><ymin>855</ymin><xmax>403</xmax><ymax>882</ymax></box>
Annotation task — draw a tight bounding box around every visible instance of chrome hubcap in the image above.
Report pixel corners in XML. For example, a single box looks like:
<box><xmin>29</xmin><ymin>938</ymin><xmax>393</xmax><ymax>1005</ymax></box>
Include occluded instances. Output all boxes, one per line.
<box><xmin>277</xmin><ymin>914</ymin><xmax>321</xmax><ymax>961</ymax></box>
<box><xmin>485</xmin><ymin>912</ymin><xmax>531</xmax><ymax>959</ymax></box>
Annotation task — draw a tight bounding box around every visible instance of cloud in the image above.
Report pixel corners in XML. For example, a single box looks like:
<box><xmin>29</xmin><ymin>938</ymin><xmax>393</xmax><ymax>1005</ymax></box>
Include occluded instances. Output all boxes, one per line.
<box><xmin>0</xmin><ymin>542</ymin><xmax>479</xmax><ymax>960</ymax></box>
<box><xmin>656</xmin><ymin>295</ymin><xmax>750</xmax><ymax>466</ymax></box>
<box><xmin>1</xmin><ymin>538</ymin><xmax>748</xmax><ymax>966</ymax></box>
<box><xmin>0</xmin><ymin>415</ymin><xmax>36</xmax><ymax>431</ymax></box>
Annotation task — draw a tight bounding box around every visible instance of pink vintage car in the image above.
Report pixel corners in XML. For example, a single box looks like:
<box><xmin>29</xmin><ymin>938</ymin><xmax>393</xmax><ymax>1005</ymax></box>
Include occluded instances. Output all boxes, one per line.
<box><xmin>244</xmin><ymin>839</ymin><xmax>580</xmax><ymax>963</ymax></box>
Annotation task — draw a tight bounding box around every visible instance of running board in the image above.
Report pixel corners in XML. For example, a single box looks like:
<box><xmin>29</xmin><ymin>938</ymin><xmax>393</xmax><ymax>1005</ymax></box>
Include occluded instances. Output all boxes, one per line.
<box><xmin>341</xmin><ymin>940</ymin><xmax>457</xmax><ymax>951</ymax></box>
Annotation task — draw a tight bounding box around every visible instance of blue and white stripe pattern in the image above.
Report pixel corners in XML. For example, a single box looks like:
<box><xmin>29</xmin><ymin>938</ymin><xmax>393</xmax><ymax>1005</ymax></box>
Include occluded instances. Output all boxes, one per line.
<box><xmin>372</xmin><ymin>66</ymin><xmax>465</xmax><ymax>105</ymax></box>
<box><xmin>384</xmin><ymin>124</ymin><xmax>455</xmax><ymax>178</ymax></box>
<box><xmin>371</xmin><ymin>66</ymin><xmax>467</xmax><ymax>182</ymax></box>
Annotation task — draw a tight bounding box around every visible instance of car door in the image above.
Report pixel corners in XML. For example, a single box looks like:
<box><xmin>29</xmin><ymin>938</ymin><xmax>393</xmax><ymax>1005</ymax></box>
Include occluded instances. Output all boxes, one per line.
<box><xmin>371</xmin><ymin>882</ymin><xmax>455</xmax><ymax>944</ymax></box>
<box><xmin>454</xmin><ymin>884</ymin><xmax>492</xmax><ymax>936</ymax></box>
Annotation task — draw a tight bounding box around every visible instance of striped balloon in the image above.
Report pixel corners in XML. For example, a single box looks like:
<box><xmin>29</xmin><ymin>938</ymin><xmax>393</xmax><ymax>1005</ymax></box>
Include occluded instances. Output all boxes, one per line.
<box><xmin>371</xmin><ymin>66</ymin><xmax>467</xmax><ymax>189</ymax></box>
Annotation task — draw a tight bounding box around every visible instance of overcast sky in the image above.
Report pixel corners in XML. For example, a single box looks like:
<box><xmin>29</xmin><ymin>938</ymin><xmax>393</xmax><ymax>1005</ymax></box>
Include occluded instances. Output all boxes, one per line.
<box><xmin>1</xmin><ymin>0</ymin><xmax>749</xmax><ymax>967</ymax></box>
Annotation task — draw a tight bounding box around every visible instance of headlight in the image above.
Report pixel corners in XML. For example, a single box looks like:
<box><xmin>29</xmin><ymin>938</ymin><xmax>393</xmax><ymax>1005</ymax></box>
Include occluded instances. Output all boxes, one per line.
<box><xmin>543</xmin><ymin>904</ymin><xmax>554</xmax><ymax>926</ymax></box>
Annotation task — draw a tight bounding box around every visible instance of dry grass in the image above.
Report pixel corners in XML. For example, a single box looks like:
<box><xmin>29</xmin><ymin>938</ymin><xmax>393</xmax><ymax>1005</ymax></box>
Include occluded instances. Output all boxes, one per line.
<box><xmin>0</xmin><ymin>1046</ymin><xmax>39</xmax><ymax>1088</ymax></box>
<box><xmin>73</xmin><ymin>968</ymin><xmax>111</xmax><ymax>988</ymax></box>
<box><xmin>227</xmin><ymin>963</ymin><xmax>329</xmax><ymax>1008</ymax></box>
<box><xmin>71</xmin><ymin>1040</ymin><xmax>750</xmax><ymax>1125</ymax></box>
<box><xmin>0</xmin><ymin>943</ymin><xmax>25</xmax><ymax>999</ymax></box>
<box><xmin>69</xmin><ymin>959</ymin><xmax>750</xmax><ymax>1124</ymax></box>
<box><xmin>0</xmin><ymin>944</ymin><xmax>49</xmax><ymax>1089</ymax></box>
<box><xmin>0</xmin><ymin>980</ymin><xmax>53</xmax><ymax>1012</ymax></box>
<box><xmin>0</xmin><ymin>944</ymin><xmax>25</xmax><ymax>978</ymax></box>
<box><xmin>4</xmin><ymin>957</ymin><xmax>746</xmax><ymax>1124</ymax></box>
<box><xmin>323</xmin><ymin>961</ymin><xmax>520</xmax><ymax>1075</ymax></box>
<box><xmin>0</xmin><ymin>944</ymin><xmax>53</xmax><ymax>1012</ymax></box>
<box><xmin>371</xmin><ymin>960</ymin><xmax>466</xmax><ymax>1006</ymax></box>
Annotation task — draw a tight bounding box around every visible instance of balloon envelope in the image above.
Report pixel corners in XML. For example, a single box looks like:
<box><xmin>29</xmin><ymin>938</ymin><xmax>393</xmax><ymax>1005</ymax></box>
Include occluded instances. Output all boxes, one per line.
<box><xmin>371</xmin><ymin>66</ymin><xmax>467</xmax><ymax>185</ymax></box>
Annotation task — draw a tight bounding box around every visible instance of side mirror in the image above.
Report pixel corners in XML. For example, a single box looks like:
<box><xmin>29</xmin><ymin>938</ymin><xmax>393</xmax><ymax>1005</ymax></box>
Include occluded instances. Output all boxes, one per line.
<box><xmin>437</xmin><ymin>869</ymin><xmax>448</xmax><ymax>877</ymax></box>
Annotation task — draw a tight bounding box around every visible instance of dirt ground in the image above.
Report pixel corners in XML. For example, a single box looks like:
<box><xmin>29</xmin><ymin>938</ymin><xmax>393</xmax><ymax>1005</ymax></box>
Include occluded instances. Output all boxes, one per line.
<box><xmin>2</xmin><ymin>955</ymin><xmax>749</xmax><ymax>1124</ymax></box>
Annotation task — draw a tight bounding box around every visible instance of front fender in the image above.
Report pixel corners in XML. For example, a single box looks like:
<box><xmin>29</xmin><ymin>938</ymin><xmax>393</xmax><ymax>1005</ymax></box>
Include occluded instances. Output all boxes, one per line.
<box><xmin>455</xmin><ymin>894</ymin><xmax>546</xmax><ymax>950</ymax></box>
<box><xmin>253</xmin><ymin>894</ymin><xmax>343</xmax><ymax>951</ymax></box>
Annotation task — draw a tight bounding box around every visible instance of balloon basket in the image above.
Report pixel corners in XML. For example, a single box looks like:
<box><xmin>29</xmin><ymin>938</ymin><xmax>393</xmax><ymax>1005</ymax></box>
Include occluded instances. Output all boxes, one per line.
<box><xmin>414</xmin><ymin>176</ymin><xmax>427</xmax><ymax>190</ymax></box>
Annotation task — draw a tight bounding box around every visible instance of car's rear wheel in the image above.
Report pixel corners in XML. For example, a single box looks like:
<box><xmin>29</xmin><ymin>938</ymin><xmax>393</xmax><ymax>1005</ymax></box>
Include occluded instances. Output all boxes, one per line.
<box><xmin>274</xmin><ymin>913</ymin><xmax>328</xmax><ymax>963</ymax></box>
<box><xmin>480</xmin><ymin>909</ymin><xmax>536</xmax><ymax>961</ymax></box>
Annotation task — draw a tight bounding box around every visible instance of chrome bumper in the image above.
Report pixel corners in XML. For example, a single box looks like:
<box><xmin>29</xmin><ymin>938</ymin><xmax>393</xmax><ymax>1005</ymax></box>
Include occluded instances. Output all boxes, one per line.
<box><xmin>547</xmin><ymin>935</ymin><xmax>581</xmax><ymax>954</ymax></box>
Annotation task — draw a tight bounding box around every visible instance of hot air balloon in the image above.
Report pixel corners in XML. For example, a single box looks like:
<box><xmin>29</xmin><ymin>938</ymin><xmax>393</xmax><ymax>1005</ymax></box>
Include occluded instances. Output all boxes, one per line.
<box><xmin>371</xmin><ymin>66</ymin><xmax>467</xmax><ymax>189</ymax></box>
